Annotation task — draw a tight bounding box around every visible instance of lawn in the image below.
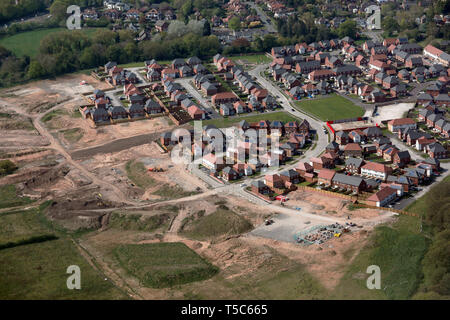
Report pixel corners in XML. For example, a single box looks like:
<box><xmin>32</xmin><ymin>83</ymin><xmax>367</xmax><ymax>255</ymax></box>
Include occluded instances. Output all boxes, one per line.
<box><xmin>405</xmin><ymin>175</ymin><xmax>450</xmax><ymax>217</ymax></box>
<box><xmin>0</xmin><ymin>206</ymin><xmax>127</xmax><ymax>299</ymax></box>
<box><xmin>0</xmin><ymin>185</ymin><xmax>33</xmax><ymax>209</ymax></box>
<box><xmin>108</xmin><ymin>212</ymin><xmax>175</xmax><ymax>232</ymax></box>
<box><xmin>180</xmin><ymin>207</ymin><xmax>253</xmax><ymax>240</ymax></box>
<box><xmin>114</xmin><ymin>243</ymin><xmax>219</xmax><ymax>288</ymax></box>
<box><xmin>229</xmin><ymin>54</ymin><xmax>271</xmax><ymax>65</ymax></box>
<box><xmin>199</xmin><ymin>111</ymin><xmax>300</xmax><ymax>128</ymax></box>
<box><xmin>0</xmin><ymin>238</ymin><xmax>127</xmax><ymax>299</ymax></box>
<box><xmin>294</xmin><ymin>94</ymin><xmax>364</xmax><ymax>121</ymax></box>
<box><xmin>0</xmin><ymin>28</ymin><xmax>105</xmax><ymax>58</ymax></box>
<box><xmin>331</xmin><ymin>215</ymin><xmax>427</xmax><ymax>300</ymax></box>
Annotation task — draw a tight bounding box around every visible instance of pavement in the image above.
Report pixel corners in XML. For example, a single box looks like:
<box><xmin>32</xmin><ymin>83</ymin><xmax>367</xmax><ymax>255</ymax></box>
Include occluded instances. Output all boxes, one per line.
<box><xmin>245</xmin><ymin>1</ymin><xmax>277</xmax><ymax>33</ymax></box>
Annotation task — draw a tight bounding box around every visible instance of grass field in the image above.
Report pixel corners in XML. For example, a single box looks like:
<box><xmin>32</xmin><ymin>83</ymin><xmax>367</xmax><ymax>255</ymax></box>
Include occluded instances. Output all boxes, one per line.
<box><xmin>294</xmin><ymin>94</ymin><xmax>364</xmax><ymax>121</ymax></box>
<box><xmin>200</xmin><ymin>111</ymin><xmax>299</xmax><ymax>128</ymax></box>
<box><xmin>0</xmin><ymin>185</ymin><xmax>33</xmax><ymax>209</ymax></box>
<box><xmin>0</xmin><ymin>28</ymin><xmax>105</xmax><ymax>58</ymax></box>
<box><xmin>125</xmin><ymin>160</ymin><xmax>156</xmax><ymax>189</ymax></box>
<box><xmin>108</xmin><ymin>212</ymin><xmax>174</xmax><ymax>232</ymax></box>
<box><xmin>61</xmin><ymin>128</ymin><xmax>83</xmax><ymax>143</ymax></box>
<box><xmin>0</xmin><ymin>238</ymin><xmax>127</xmax><ymax>299</ymax></box>
<box><xmin>0</xmin><ymin>205</ymin><xmax>127</xmax><ymax>299</ymax></box>
<box><xmin>114</xmin><ymin>243</ymin><xmax>218</xmax><ymax>288</ymax></box>
<box><xmin>229</xmin><ymin>54</ymin><xmax>271</xmax><ymax>65</ymax></box>
<box><xmin>405</xmin><ymin>175</ymin><xmax>450</xmax><ymax>216</ymax></box>
<box><xmin>332</xmin><ymin>215</ymin><xmax>427</xmax><ymax>299</ymax></box>
<box><xmin>181</xmin><ymin>207</ymin><xmax>253</xmax><ymax>240</ymax></box>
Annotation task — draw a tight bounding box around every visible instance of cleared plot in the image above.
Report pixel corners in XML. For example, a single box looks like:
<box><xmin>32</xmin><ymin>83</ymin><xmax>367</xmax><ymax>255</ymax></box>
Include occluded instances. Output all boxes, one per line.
<box><xmin>200</xmin><ymin>111</ymin><xmax>299</xmax><ymax>128</ymax></box>
<box><xmin>114</xmin><ymin>243</ymin><xmax>218</xmax><ymax>288</ymax></box>
<box><xmin>294</xmin><ymin>94</ymin><xmax>364</xmax><ymax>121</ymax></box>
<box><xmin>125</xmin><ymin>160</ymin><xmax>156</xmax><ymax>189</ymax></box>
<box><xmin>229</xmin><ymin>54</ymin><xmax>271</xmax><ymax>65</ymax></box>
<box><xmin>180</xmin><ymin>207</ymin><xmax>253</xmax><ymax>240</ymax></box>
<box><xmin>0</xmin><ymin>185</ymin><xmax>33</xmax><ymax>209</ymax></box>
<box><xmin>61</xmin><ymin>128</ymin><xmax>83</xmax><ymax>143</ymax></box>
<box><xmin>108</xmin><ymin>212</ymin><xmax>174</xmax><ymax>232</ymax></box>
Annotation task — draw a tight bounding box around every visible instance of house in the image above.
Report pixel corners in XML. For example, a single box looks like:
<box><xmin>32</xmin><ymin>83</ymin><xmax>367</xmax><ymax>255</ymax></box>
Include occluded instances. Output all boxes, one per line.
<box><xmin>295</xmin><ymin>60</ymin><xmax>321</xmax><ymax>74</ymax></box>
<box><xmin>222</xmin><ymin>167</ymin><xmax>238</xmax><ymax>181</ymax></box>
<box><xmin>219</xmin><ymin>104</ymin><xmax>235</xmax><ymax>116</ymax></box>
<box><xmin>361</xmin><ymin>162</ymin><xmax>392</xmax><ymax>181</ymax></box>
<box><xmin>310</xmin><ymin>156</ymin><xmax>333</xmax><ymax>170</ymax></box>
<box><xmin>202</xmin><ymin>153</ymin><xmax>225</xmax><ymax>171</ymax></box>
<box><xmin>317</xmin><ymin>169</ymin><xmax>336</xmax><ymax>186</ymax></box>
<box><xmin>383</xmin><ymin>146</ymin><xmax>399</xmax><ymax>162</ymax></box>
<box><xmin>366</xmin><ymin>187</ymin><xmax>398</xmax><ymax>207</ymax></box>
<box><xmin>264</xmin><ymin>174</ymin><xmax>285</xmax><ymax>189</ymax></box>
<box><xmin>325</xmin><ymin>141</ymin><xmax>339</xmax><ymax>153</ymax></box>
<box><xmin>348</xmin><ymin>130</ymin><xmax>366</xmax><ymax>143</ymax></box>
<box><xmin>280</xmin><ymin>169</ymin><xmax>301</xmax><ymax>184</ymax></box>
<box><xmin>390</xmin><ymin>84</ymin><xmax>407</xmax><ymax>98</ymax></box>
<box><xmin>426</xmin><ymin>142</ymin><xmax>447</xmax><ymax>159</ymax></box>
<box><xmin>201</xmin><ymin>82</ymin><xmax>218</xmax><ymax>96</ymax></box>
<box><xmin>144</xmin><ymin>100</ymin><xmax>163</xmax><ymax>114</ymax></box>
<box><xmin>308</xmin><ymin>69</ymin><xmax>334</xmax><ymax>81</ymax></box>
<box><xmin>233</xmin><ymin>163</ymin><xmax>253</xmax><ymax>176</ymax></box>
<box><xmin>387</xmin><ymin>118</ymin><xmax>417</xmax><ymax>132</ymax></box>
<box><xmin>331</xmin><ymin>173</ymin><xmax>366</xmax><ymax>193</ymax></box>
<box><xmin>393</xmin><ymin>150</ymin><xmax>411</xmax><ymax>168</ymax></box>
<box><xmin>296</xmin><ymin>162</ymin><xmax>314</xmax><ymax>177</ymax></box>
<box><xmin>155</xmin><ymin>20</ymin><xmax>170</xmax><ymax>32</ymax></box>
<box><xmin>128</xmin><ymin>104</ymin><xmax>145</xmax><ymax>119</ymax></box>
<box><xmin>342</xmin><ymin>141</ymin><xmax>362</xmax><ymax>157</ymax></box>
<box><xmin>345</xmin><ymin>157</ymin><xmax>365</xmax><ymax>174</ymax></box>
<box><xmin>211</xmin><ymin>92</ymin><xmax>239</xmax><ymax>106</ymax></box>
<box><xmin>363</xmin><ymin>126</ymin><xmax>382</xmax><ymax>139</ymax></box>
<box><xmin>252</xmin><ymin>180</ymin><xmax>271</xmax><ymax>195</ymax></box>
<box><xmin>335</xmin><ymin>131</ymin><xmax>349</xmax><ymax>145</ymax></box>
<box><xmin>108</xmin><ymin>106</ymin><xmax>128</xmax><ymax>120</ymax></box>
<box><xmin>424</xmin><ymin>44</ymin><xmax>450</xmax><ymax>67</ymax></box>
<box><xmin>187</xmin><ymin>105</ymin><xmax>205</xmax><ymax>120</ymax></box>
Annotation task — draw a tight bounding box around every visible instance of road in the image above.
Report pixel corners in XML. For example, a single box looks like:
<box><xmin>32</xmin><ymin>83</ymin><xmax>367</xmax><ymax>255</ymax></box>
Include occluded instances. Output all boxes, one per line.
<box><xmin>175</xmin><ymin>77</ymin><xmax>221</xmax><ymax>119</ymax></box>
<box><xmin>248</xmin><ymin>64</ymin><xmax>329</xmax><ymax>161</ymax></box>
<box><xmin>246</xmin><ymin>1</ymin><xmax>277</xmax><ymax>33</ymax></box>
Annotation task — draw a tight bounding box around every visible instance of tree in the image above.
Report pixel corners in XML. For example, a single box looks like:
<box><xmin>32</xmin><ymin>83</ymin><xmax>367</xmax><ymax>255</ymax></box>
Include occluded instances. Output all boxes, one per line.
<box><xmin>203</xmin><ymin>19</ymin><xmax>211</xmax><ymax>36</ymax></box>
<box><xmin>0</xmin><ymin>160</ymin><xmax>17</xmax><ymax>176</ymax></box>
<box><xmin>27</xmin><ymin>60</ymin><xmax>45</xmax><ymax>79</ymax></box>
<box><xmin>337</xmin><ymin>20</ymin><xmax>357</xmax><ymax>39</ymax></box>
<box><xmin>228</xmin><ymin>16</ymin><xmax>241</xmax><ymax>31</ymax></box>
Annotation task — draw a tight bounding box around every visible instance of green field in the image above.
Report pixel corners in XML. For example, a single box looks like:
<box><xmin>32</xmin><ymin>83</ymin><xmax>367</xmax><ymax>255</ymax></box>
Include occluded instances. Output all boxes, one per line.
<box><xmin>229</xmin><ymin>54</ymin><xmax>271</xmax><ymax>65</ymax></box>
<box><xmin>0</xmin><ymin>205</ymin><xmax>127</xmax><ymax>299</ymax></box>
<box><xmin>0</xmin><ymin>28</ymin><xmax>105</xmax><ymax>58</ymax></box>
<box><xmin>332</xmin><ymin>214</ymin><xmax>427</xmax><ymax>300</ymax></box>
<box><xmin>294</xmin><ymin>94</ymin><xmax>364</xmax><ymax>121</ymax></box>
<box><xmin>0</xmin><ymin>185</ymin><xmax>33</xmax><ymax>209</ymax></box>
<box><xmin>114</xmin><ymin>243</ymin><xmax>218</xmax><ymax>288</ymax></box>
<box><xmin>181</xmin><ymin>207</ymin><xmax>253</xmax><ymax>240</ymax></box>
<box><xmin>108</xmin><ymin>212</ymin><xmax>174</xmax><ymax>232</ymax></box>
<box><xmin>199</xmin><ymin>111</ymin><xmax>299</xmax><ymax>128</ymax></box>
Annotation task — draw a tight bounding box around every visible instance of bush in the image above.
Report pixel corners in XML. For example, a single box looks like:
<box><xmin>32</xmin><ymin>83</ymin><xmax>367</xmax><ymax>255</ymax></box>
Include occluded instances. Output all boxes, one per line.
<box><xmin>0</xmin><ymin>160</ymin><xmax>18</xmax><ymax>176</ymax></box>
